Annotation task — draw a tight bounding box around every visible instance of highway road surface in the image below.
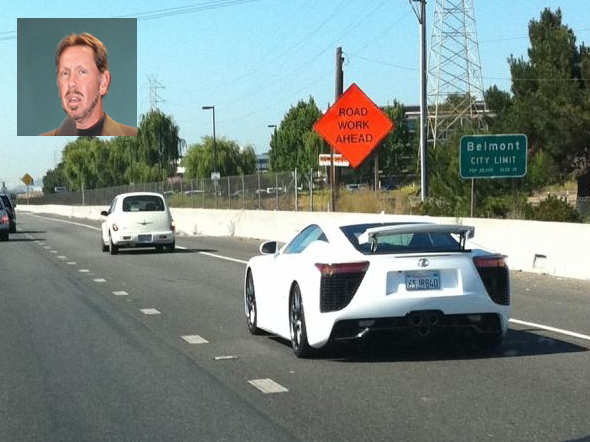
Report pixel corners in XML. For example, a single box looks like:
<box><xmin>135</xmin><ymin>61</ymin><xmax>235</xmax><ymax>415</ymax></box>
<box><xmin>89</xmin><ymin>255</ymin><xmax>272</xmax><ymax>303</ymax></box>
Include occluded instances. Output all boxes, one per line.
<box><xmin>1</xmin><ymin>212</ymin><xmax>590</xmax><ymax>441</ymax></box>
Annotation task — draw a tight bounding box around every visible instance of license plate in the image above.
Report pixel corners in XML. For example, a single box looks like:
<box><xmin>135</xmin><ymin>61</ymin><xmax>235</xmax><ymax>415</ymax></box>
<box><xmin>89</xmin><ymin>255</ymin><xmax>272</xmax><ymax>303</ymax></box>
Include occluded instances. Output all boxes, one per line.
<box><xmin>137</xmin><ymin>234</ymin><xmax>152</xmax><ymax>242</ymax></box>
<box><xmin>405</xmin><ymin>271</ymin><xmax>441</xmax><ymax>291</ymax></box>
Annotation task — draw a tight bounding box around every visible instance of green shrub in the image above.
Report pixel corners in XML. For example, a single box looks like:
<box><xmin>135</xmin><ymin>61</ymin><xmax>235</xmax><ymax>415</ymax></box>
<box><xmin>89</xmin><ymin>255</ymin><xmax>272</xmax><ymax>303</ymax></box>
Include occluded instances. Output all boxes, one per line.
<box><xmin>524</xmin><ymin>194</ymin><xmax>582</xmax><ymax>223</ymax></box>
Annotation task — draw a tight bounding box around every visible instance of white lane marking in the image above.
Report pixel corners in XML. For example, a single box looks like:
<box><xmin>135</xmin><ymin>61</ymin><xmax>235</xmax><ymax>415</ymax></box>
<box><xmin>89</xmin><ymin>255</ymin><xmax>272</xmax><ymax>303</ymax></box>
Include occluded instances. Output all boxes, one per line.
<box><xmin>181</xmin><ymin>335</ymin><xmax>209</xmax><ymax>344</ymax></box>
<box><xmin>79</xmin><ymin>269</ymin><xmax>90</xmax><ymax>273</ymax></box>
<box><xmin>198</xmin><ymin>251</ymin><xmax>248</xmax><ymax>265</ymax></box>
<box><xmin>43</xmin><ymin>246</ymin><xmax>51</xmax><ymax>249</ymax></box>
<box><xmin>112</xmin><ymin>291</ymin><xmax>128</xmax><ymax>296</ymax></box>
<box><xmin>23</xmin><ymin>213</ymin><xmax>101</xmax><ymax>231</ymax></box>
<box><xmin>140</xmin><ymin>308</ymin><xmax>161</xmax><ymax>315</ymax></box>
<box><xmin>510</xmin><ymin>318</ymin><xmax>590</xmax><ymax>342</ymax></box>
<box><xmin>93</xmin><ymin>278</ymin><xmax>106</xmax><ymax>283</ymax></box>
<box><xmin>248</xmin><ymin>379</ymin><xmax>288</xmax><ymax>394</ymax></box>
<box><xmin>67</xmin><ymin>262</ymin><xmax>77</xmax><ymax>265</ymax></box>
<box><xmin>214</xmin><ymin>355</ymin><xmax>239</xmax><ymax>361</ymax></box>
<box><xmin>50</xmin><ymin>250</ymin><xmax>58</xmax><ymax>254</ymax></box>
<box><xmin>57</xmin><ymin>256</ymin><xmax>67</xmax><ymax>259</ymax></box>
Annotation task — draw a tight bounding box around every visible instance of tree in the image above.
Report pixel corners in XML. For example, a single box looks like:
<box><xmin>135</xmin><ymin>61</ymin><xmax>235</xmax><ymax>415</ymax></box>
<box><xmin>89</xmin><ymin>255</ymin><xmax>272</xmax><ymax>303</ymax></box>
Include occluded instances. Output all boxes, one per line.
<box><xmin>505</xmin><ymin>8</ymin><xmax>590</xmax><ymax>178</ymax></box>
<box><xmin>137</xmin><ymin>110</ymin><xmax>181</xmax><ymax>177</ymax></box>
<box><xmin>182</xmin><ymin>136</ymin><xmax>256</xmax><ymax>179</ymax></box>
<box><xmin>42</xmin><ymin>162</ymin><xmax>67</xmax><ymax>194</ymax></box>
<box><xmin>269</xmin><ymin>97</ymin><xmax>325</xmax><ymax>172</ymax></box>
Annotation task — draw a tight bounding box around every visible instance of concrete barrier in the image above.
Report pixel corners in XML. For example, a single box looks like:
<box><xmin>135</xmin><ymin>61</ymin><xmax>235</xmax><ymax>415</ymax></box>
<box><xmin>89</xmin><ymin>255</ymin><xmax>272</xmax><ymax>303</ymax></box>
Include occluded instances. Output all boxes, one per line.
<box><xmin>18</xmin><ymin>204</ymin><xmax>590</xmax><ymax>280</ymax></box>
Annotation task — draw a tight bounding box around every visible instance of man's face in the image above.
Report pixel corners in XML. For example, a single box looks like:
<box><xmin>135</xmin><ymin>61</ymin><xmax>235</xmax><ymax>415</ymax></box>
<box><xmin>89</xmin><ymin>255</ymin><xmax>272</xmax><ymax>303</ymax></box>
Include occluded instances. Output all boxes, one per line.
<box><xmin>57</xmin><ymin>45</ymin><xmax>108</xmax><ymax>124</ymax></box>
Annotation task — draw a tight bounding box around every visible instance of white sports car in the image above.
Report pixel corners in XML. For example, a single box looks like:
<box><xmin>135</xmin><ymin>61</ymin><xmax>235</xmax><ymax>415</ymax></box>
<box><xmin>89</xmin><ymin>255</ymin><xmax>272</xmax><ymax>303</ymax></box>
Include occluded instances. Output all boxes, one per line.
<box><xmin>244</xmin><ymin>221</ymin><xmax>510</xmax><ymax>358</ymax></box>
<box><xmin>100</xmin><ymin>192</ymin><xmax>175</xmax><ymax>254</ymax></box>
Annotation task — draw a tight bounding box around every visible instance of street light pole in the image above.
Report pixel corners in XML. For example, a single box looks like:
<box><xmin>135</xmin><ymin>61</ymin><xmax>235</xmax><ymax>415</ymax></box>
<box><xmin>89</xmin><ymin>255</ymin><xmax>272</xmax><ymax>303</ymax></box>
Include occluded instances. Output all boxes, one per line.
<box><xmin>202</xmin><ymin>106</ymin><xmax>217</xmax><ymax>176</ymax></box>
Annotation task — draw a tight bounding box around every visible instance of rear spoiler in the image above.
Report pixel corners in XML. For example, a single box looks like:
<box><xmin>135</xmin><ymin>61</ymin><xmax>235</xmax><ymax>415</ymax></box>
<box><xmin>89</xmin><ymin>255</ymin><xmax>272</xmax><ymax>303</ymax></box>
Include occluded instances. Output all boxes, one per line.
<box><xmin>358</xmin><ymin>223</ymin><xmax>475</xmax><ymax>249</ymax></box>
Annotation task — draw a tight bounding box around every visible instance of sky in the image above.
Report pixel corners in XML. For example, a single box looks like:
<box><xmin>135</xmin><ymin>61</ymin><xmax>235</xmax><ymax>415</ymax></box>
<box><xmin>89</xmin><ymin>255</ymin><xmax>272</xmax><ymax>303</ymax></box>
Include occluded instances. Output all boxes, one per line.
<box><xmin>1</xmin><ymin>0</ymin><xmax>589</xmax><ymax>190</ymax></box>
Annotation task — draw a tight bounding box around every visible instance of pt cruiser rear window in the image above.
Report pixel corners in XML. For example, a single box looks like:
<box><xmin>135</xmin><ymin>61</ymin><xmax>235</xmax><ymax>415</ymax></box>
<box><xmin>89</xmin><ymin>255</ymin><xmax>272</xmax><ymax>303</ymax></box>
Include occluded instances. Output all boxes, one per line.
<box><xmin>122</xmin><ymin>195</ymin><xmax>165</xmax><ymax>212</ymax></box>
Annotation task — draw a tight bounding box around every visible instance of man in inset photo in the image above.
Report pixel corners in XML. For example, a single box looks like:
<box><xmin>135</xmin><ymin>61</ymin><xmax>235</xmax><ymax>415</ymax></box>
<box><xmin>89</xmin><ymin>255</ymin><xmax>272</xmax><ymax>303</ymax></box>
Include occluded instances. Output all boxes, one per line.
<box><xmin>41</xmin><ymin>32</ymin><xmax>137</xmax><ymax>136</ymax></box>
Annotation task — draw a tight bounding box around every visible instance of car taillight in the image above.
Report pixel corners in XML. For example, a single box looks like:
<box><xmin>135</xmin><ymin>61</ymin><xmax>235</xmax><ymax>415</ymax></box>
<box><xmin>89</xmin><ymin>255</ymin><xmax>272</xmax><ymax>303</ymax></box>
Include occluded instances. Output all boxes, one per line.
<box><xmin>315</xmin><ymin>262</ymin><xmax>370</xmax><ymax>313</ymax></box>
<box><xmin>315</xmin><ymin>261</ymin><xmax>370</xmax><ymax>276</ymax></box>
<box><xmin>112</xmin><ymin>223</ymin><xmax>119</xmax><ymax>231</ymax></box>
<box><xmin>1</xmin><ymin>214</ymin><xmax>7</xmax><ymax>224</ymax></box>
<box><xmin>170</xmin><ymin>220</ymin><xmax>175</xmax><ymax>232</ymax></box>
<box><xmin>473</xmin><ymin>255</ymin><xmax>509</xmax><ymax>305</ymax></box>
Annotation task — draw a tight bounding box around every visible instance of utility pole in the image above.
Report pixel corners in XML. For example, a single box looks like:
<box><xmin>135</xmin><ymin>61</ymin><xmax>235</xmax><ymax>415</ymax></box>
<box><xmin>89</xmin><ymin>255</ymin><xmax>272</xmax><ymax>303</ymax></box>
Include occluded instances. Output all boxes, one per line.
<box><xmin>410</xmin><ymin>0</ymin><xmax>428</xmax><ymax>201</ymax></box>
<box><xmin>332</xmin><ymin>46</ymin><xmax>344</xmax><ymax>212</ymax></box>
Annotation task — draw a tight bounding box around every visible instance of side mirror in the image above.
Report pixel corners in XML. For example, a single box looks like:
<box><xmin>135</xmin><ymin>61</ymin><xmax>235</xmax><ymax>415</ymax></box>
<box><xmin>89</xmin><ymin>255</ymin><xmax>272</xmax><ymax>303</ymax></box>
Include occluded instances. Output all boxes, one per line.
<box><xmin>259</xmin><ymin>241</ymin><xmax>277</xmax><ymax>255</ymax></box>
<box><xmin>100</xmin><ymin>210</ymin><xmax>109</xmax><ymax>216</ymax></box>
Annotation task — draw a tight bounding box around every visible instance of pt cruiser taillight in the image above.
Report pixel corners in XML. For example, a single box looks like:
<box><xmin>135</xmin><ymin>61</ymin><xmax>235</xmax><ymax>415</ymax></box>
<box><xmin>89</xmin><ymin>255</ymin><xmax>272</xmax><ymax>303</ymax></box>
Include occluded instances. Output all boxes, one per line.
<box><xmin>170</xmin><ymin>220</ymin><xmax>175</xmax><ymax>232</ymax></box>
<box><xmin>473</xmin><ymin>255</ymin><xmax>509</xmax><ymax>305</ymax></box>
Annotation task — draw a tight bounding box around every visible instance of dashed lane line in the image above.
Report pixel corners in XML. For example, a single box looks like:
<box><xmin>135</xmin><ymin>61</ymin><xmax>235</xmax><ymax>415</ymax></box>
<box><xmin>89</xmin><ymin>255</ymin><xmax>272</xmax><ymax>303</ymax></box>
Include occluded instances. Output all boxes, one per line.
<box><xmin>112</xmin><ymin>291</ymin><xmax>128</xmax><ymax>296</ymax></box>
<box><xmin>181</xmin><ymin>335</ymin><xmax>209</xmax><ymax>344</ymax></box>
<box><xmin>140</xmin><ymin>308</ymin><xmax>161</xmax><ymax>315</ymax></box>
<box><xmin>248</xmin><ymin>379</ymin><xmax>288</xmax><ymax>394</ymax></box>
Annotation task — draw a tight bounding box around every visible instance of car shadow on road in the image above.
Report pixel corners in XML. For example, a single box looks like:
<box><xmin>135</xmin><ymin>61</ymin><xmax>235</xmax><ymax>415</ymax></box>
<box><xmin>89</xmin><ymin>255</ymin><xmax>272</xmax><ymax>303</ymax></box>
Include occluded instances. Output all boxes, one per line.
<box><xmin>15</xmin><ymin>230</ymin><xmax>47</xmax><ymax>234</ymax></box>
<box><xmin>113</xmin><ymin>248</ymin><xmax>217</xmax><ymax>255</ymax></box>
<box><xmin>323</xmin><ymin>328</ymin><xmax>588</xmax><ymax>363</ymax></box>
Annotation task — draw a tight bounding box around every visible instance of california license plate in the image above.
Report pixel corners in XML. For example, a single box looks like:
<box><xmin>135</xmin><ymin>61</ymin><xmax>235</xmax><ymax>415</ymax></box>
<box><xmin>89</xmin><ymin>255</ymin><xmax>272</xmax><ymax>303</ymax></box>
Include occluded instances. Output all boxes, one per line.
<box><xmin>405</xmin><ymin>271</ymin><xmax>441</xmax><ymax>291</ymax></box>
<box><xmin>137</xmin><ymin>234</ymin><xmax>152</xmax><ymax>242</ymax></box>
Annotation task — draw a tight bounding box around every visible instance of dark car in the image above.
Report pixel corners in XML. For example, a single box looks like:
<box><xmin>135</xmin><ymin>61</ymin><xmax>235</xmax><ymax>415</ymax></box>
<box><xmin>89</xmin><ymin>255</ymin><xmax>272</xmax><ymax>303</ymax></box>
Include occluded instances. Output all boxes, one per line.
<box><xmin>0</xmin><ymin>194</ymin><xmax>16</xmax><ymax>233</ymax></box>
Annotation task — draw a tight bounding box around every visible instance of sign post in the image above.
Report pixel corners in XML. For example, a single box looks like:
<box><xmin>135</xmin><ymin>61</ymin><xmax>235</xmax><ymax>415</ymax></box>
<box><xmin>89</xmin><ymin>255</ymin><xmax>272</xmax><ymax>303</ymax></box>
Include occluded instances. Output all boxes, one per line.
<box><xmin>21</xmin><ymin>173</ymin><xmax>34</xmax><ymax>205</ymax></box>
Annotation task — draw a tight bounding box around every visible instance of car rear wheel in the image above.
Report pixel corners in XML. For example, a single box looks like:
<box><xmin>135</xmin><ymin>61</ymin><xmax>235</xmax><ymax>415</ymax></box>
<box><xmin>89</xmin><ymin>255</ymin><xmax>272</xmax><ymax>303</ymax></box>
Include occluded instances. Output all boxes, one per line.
<box><xmin>245</xmin><ymin>270</ymin><xmax>261</xmax><ymax>335</ymax></box>
<box><xmin>109</xmin><ymin>234</ymin><xmax>119</xmax><ymax>255</ymax></box>
<box><xmin>9</xmin><ymin>223</ymin><xmax>16</xmax><ymax>233</ymax></box>
<box><xmin>289</xmin><ymin>283</ymin><xmax>313</xmax><ymax>358</ymax></box>
<box><xmin>166</xmin><ymin>241</ymin><xmax>175</xmax><ymax>253</ymax></box>
<box><xmin>0</xmin><ymin>231</ymin><xmax>8</xmax><ymax>241</ymax></box>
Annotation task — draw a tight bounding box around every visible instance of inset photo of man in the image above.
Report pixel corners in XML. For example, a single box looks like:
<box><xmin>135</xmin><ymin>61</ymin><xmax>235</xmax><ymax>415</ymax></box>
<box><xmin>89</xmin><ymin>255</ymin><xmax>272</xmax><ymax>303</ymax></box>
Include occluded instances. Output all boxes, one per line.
<box><xmin>17</xmin><ymin>18</ymin><xmax>137</xmax><ymax>136</ymax></box>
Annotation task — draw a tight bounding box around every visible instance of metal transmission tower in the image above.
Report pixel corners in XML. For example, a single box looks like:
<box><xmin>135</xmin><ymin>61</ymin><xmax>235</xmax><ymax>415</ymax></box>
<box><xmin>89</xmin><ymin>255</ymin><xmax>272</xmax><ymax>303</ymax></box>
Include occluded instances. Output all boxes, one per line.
<box><xmin>148</xmin><ymin>75</ymin><xmax>165</xmax><ymax>110</ymax></box>
<box><xmin>428</xmin><ymin>0</ymin><xmax>487</xmax><ymax>147</ymax></box>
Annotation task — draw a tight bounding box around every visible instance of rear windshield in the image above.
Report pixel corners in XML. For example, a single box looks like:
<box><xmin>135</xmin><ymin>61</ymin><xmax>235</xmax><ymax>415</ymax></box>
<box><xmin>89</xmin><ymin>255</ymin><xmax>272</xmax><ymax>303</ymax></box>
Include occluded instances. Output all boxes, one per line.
<box><xmin>122</xmin><ymin>195</ymin><xmax>165</xmax><ymax>212</ymax></box>
<box><xmin>341</xmin><ymin>223</ymin><xmax>462</xmax><ymax>255</ymax></box>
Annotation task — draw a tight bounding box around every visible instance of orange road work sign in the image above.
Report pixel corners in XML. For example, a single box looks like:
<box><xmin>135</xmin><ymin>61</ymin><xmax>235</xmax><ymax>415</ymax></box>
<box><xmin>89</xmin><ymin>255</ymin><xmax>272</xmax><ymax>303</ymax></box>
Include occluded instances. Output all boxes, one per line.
<box><xmin>313</xmin><ymin>83</ymin><xmax>394</xmax><ymax>168</ymax></box>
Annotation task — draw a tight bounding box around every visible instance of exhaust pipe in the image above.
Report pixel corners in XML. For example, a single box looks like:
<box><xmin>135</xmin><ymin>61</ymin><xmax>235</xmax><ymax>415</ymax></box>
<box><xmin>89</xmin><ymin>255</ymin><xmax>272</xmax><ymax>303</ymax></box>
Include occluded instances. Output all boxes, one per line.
<box><xmin>418</xmin><ymin>326</ymin><xmax>431</xmax><ymax>337</ymax></box>
<box><xmin>410</xmin><ymin>313</ymin><xmax>423</xmax><ymax>326</ymax></box>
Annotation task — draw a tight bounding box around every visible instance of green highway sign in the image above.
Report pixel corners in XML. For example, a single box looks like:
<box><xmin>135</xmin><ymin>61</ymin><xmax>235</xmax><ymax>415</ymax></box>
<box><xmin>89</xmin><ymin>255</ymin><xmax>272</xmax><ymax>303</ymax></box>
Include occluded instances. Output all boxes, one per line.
<box><xmin>460</xmin><ymin>134</ymin><xmax>527</xmax><ymax>179</ymax></box>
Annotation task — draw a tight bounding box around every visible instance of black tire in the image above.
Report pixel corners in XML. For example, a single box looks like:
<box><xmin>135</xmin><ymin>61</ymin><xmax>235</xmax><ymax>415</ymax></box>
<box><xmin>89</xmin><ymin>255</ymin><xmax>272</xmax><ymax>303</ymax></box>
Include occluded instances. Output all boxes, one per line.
<box><xmin>9</xmin><ymin>223</ymin><xmax>16</xmax><ymax>233</ymax></box>
<box><xmin>245</xmin><ymin>270</ymin><xmax>261</xmax><ymax>335</ymax></box>
<box><xmin>0</xmin><ymin>231</ymin><xmax>8</xmax><ymax>241</ymax></box>
<box><xmin>155</xmin><ymin>245</ymin><xmax>164</xmax><ymax>252</ymax></box>
<box><xmin>109</xmin><ymin>234</ymin><xmax>119</xmax><ymax>255</ymax></box>
<box><xmin>289</xmin><ymin>283</ymin><xmax>313</xmax><ymax>358</ymax></box>
<box><xmin>166</xmin><ymin>241</ymin><xmax>175</xmax><ymax>253</ymax></box>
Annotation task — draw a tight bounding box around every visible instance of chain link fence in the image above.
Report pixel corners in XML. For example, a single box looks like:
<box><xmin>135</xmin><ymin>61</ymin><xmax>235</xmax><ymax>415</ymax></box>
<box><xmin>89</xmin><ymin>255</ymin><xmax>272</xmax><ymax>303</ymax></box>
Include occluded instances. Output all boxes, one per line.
<box><xmin>26</xmin><ymin>170</ymin><xmax>423</xmax><ymax>214</ymax></box>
